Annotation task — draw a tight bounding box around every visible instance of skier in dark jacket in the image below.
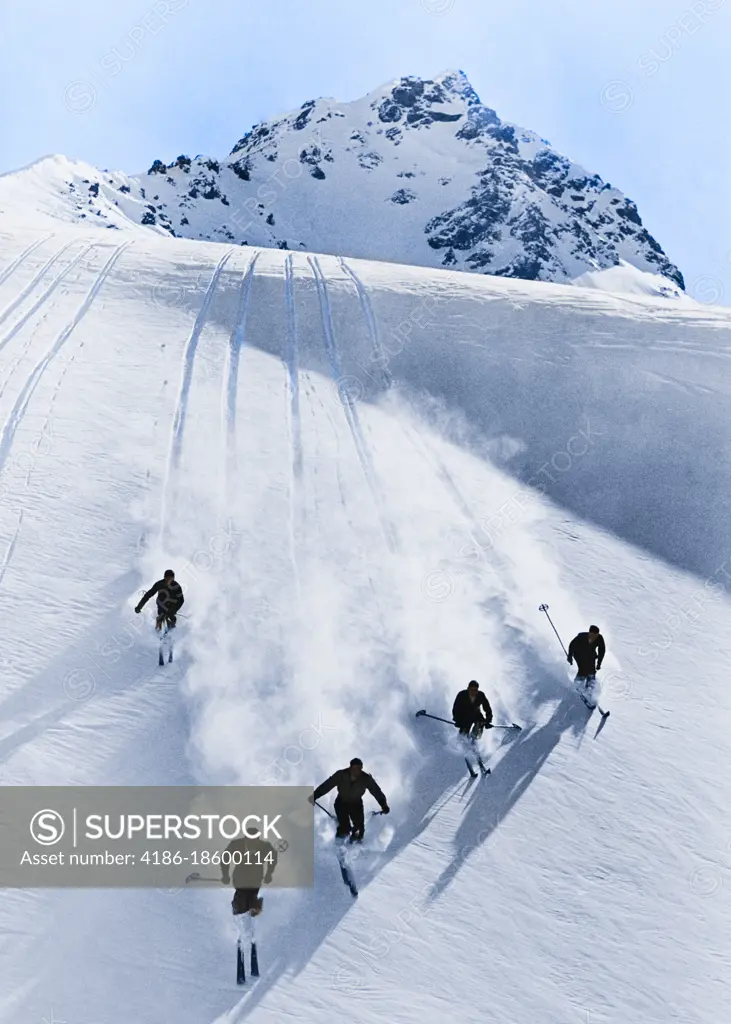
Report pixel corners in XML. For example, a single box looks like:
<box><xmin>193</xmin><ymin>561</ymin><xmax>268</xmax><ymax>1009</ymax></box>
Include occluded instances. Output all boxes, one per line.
<box><xmin>221</xmin><ymin>835</ymin><xmax>276</xmax><ymax>977</ymax></box>
<box><xmin>452</xmin><ymin>680</ymin><xmax>493</xmax><ymax>737</ymax></box>
<box><xmin>221</xmin><ymin>835</ymin><xmax>277</xmax><ymax>918</ymax></box>
<box><xmin>567</xmin><ymin>625</ymin><xmax>605</xmax><ymax>681</ymax></box>
<box><xmin>135</xmin><ymin>569</ymin><xmax>184</xmax><ymax>631</ymax></box>
<box><xmin>311</xmin><ymin>758</ymin><xmax>389</xmax><ymax>842</ymax></box>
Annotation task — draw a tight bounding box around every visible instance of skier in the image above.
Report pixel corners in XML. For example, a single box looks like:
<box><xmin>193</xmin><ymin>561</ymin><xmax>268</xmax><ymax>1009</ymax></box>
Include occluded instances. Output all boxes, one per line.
<box><xmin>221</xmin><ymin>834</ymin><xmax>277</xmax><ymax>983</ymax></box>
<box><xmin>567</xmin><ymin>625</ymin><xmax>605</xmax><ymax>684</ymax></box>
<box><xmin>221</xmin><ymin>833</ymin><xmax>277</xmax><ymax>917</ymax></box>
<box><xmin>310</xmin><ymin>758</ymin><xmax>389</xmax><ymax>843</ymax></box>
<box><xmin>452</xmin><ymin>680</ymin><xmax>493</xmax><ymax>738</ymax></box>
<box><xmin>134</xmin><ymin>569</ymin><xmax>184</xmax><ymax>631</ymax></box>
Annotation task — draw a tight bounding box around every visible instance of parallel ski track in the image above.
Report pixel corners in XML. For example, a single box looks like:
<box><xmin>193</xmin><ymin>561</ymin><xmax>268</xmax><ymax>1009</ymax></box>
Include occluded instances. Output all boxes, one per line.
<box><xmin>337</xmin><ymin>260</ymin><xmax>502</xmax><ymax>579</ymax></box>
<box><xmin>161</xmin><ymin>248</ymin><xmax>234</xmax><ymax>536</ymax></box>
<box><xmin>0</xmin><ymin>243</ymin><xmax>131</xmax><ymax>475</ymax></box>
<box><xmin>0</xmin><ymin>242</ymin><xmax>96</xmax><ymax>363</ymax></box>
<box><xmin>0</xmin><ymin>234</ymin><xmax>52</xmax><ymax>290</ymax></box>
<box><xmin>283</xmin><ymin>253</ymin><xmax>303</xmax><ymax>594</ymax></box>
<box><xmin>307</xmin><ymin>255</ymin><xmax>398</xmax><ymax>553</ymax></box>
<box><xmin>0</xmin><ymin>239</ymin><xmax>78</xmax><ymax>330</ymax></box>
<box><xmin>338</xmin><ymin>257</ymin><xmax>392</xmax><ymax>388</ymax></box>
<box><xmin>224</xmin><ymin>251</ymin><xmax>259</xmax><ymax>485</ymax></box>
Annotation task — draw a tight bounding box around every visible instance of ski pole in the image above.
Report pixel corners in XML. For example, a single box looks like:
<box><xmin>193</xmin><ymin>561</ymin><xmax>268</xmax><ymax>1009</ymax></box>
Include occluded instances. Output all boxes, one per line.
<box><xmin>416</xmin><ymin>710</ymin><xmax>521</xmax><ymax>731</ymax></box>
<box><xmin>538</xmin><ymin>603</ymin><xmax>568</xmax><ymax>657</ymax></box>
<box><xmin>314</xmin><ymin>800</ymin><xmax>335</xmax><ymax>820</ymax></box>
<box><xmin>415</xmin><ymin>710</ymin><xmax>456</xmax><ymax>727</ymax></box>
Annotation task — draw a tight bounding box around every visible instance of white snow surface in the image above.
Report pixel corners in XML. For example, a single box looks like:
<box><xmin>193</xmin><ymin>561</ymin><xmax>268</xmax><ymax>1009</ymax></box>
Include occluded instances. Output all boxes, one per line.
<box><xmin>0</xmin><ymin>221</ymin><xmax>729</xmax><ymax>1024</ymax></box>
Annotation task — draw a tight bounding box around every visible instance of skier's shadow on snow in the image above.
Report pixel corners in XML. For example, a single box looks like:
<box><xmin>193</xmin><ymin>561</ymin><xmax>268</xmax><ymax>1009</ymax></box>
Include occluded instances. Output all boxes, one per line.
<box><xmin>427</xmin><ymin>693</ymin><xmax>587</xmax><ymax>902</ymax></box>
<box><xmin>229</xmin><ymin>716</ymin><xmax>479</xmax><ymax>1018</ymax></box>
<box><xmin>231</xmin><ymin>681</ymin><xmax>586</xmax><ymax>1018</ymax></box>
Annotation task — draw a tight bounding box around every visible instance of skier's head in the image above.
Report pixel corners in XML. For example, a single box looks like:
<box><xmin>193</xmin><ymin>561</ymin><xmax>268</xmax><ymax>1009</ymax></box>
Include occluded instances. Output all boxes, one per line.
<box><xmin>164</xmin><ymin>569</ymin><xmax>175</xmax><ymax>581</ymax></box>
<box><xmin>588</xmin><ymin>625</ymin><xmax>600</xmax><ymax>637</ymax></box>
<box><xmin>468</xmin><ymin>680</ymin><xmax>479</xmax><ymax>693</ymax></box>
<box><xmin>349</xmin><ymin>757</ymin><xmax>363</xmax><ymax>777</ymax></box>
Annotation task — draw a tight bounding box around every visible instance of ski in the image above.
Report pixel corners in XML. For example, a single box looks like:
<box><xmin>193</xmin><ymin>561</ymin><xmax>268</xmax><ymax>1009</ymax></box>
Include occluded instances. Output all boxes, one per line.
<box><xmin>577</xmin><ymin>689</ymin><xmax>610</xmax><ymax>717</ymax></box>
<box><xmin>250</xmin><ymin>942</ymin><xmax>259</xmax><ymax>977</ymax></box>
<box><xmin>339</xmin><ymin>862</ymin><xmax>358</xmax><ymax>896</ymax></box>
<box><xmin>158</xmin><ymin>627</ymin><xmax>174</xmax><ymax>666</ymax></box>
<box><xmin>336</xmin><ymin>843</ymin><xmax>359</xmax><ymax>897</ymax></box>
<box><xmin>476</xmin><ymin>754</ymin><xmax>491</xmax><ymax>777</ymax></box>
<box><xmin>465</xmin><ymin>757</ymin><xmax>478</xmax><ymax>779</ymax></box>
<box><xmin>236</xmin><ymin>941</ymin><xmax>246</xmax><ymax>985</ymax></box>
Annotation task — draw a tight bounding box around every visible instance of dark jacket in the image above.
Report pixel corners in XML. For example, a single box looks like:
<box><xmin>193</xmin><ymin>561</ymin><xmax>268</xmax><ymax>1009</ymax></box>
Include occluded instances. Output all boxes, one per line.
<box><xmin>452</xmin><ymin>689</ymin><xmax>493</xmax><ymax>729</ymax></box>
<box><xmin>568</xmin><ymin>632</ymin><xmax>605</xmax><ymax>673</ymax></box>
<box><xmin>313</xmin><ymin>768</ymin><xmax>388</xmax><ymax>810</ymax></box>
<box><xmin>137</xmin><ymin>578</ymin><xmax>184</xmax><ymax>616</ymax></box>
<box><xmin>220</xmin><ymin>836</ymin><xmax>278</xmax><ymax>889</ymax></box>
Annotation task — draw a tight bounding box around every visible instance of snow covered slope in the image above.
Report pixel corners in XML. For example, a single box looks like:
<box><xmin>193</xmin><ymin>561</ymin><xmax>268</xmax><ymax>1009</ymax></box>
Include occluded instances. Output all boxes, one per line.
<box><xmin>0</xmin><ymin>71</ymin><xmax>683</xmax><ymax>289</ymax></box>
<box><xmin>0</xmin><ymin>223</ymin><xmax>729</xmax><ymax>1024</ymax></box>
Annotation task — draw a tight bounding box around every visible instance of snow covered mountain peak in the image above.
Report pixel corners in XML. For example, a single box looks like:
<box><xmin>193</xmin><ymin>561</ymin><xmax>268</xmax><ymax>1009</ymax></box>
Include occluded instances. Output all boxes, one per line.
<box><xmin>0</xmin><ymin>71</ymin><xmax>684</xmax><ymax>289</ymax></box>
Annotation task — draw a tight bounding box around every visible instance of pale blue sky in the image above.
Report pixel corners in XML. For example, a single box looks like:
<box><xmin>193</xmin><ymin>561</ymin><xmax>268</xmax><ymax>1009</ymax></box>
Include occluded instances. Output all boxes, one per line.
<box><xmin>1</xmin><ymin>0</ymin><xmax>729</xmax><ymax>299</ymax></box>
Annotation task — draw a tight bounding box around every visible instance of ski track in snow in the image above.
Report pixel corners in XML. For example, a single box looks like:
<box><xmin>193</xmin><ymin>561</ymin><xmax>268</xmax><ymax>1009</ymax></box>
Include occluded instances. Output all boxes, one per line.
<box><xmin>0</xmin><ymin>233</ymin><xmax>53</xmax><ymax>290</ymax></box>
<box><xmin>224</xmin><ymin>251</ymin><xmax>259</xmax><ymax>491</ymax></box>
<box><xmin>0</xmin><ymin>238</ymin><xmax>78</xmax><ymax>330</ymax></box>
<box><xmin>283</xmin><ymin>252</ymin><xmax>303</xmax><ymax>592</ymax></box>
<box><xmin>0</xmin><ymin>243</ymin><xmax>131</xmax><ymax>474</ymax></box>
<box><xmin>308</xmin><ymin>254</ymin><xmax>398</xmax><ymax>553</ymax></box>
<box><xmin>0</xmin><ymin>229</ymin><xmax>729</xmax><ymax>1024</ymax></box>
<box><xmin>0</xmin><ymin>509</ymin><xmax>23</xmax><ymax>587</ymax></box>
<box><xmin>339</xmin><ymin>256</ymin><xmax>391</xmax><ymax>387</ymax></box>
<box><xmin>0</xmin><ymin>241</ymin><xmax>96</xmax><ymax>372</ymax></box>
<box><xmin>160</xmin><ymin>247</ymin><xmax>234</xmax><ymax>537</ymax></box>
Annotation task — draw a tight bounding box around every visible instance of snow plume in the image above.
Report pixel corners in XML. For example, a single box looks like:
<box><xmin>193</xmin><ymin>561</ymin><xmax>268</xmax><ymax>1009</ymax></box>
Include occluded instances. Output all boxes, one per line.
<box><xmin>138</xmin><ymin>353</ymin><xmax>585</xmax><ymax>818</ymax></box>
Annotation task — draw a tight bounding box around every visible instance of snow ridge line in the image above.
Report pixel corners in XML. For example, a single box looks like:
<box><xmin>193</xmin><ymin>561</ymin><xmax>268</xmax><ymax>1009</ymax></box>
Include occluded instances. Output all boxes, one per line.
<box><xmin>307</xmin><ymin>255</ymin><xmax>398</xmax><ymax>554</ymax></box>
<box><xmin>338</xmin><ymin>257</ymin><xmax>392</xmax><ymax>388</ymax></box>
<box><xmin>0</xmin><ymin>509</ymin><xmax>23</xmax><ymax>589</ymax></box>
<box><xmin>0</xmin><ymin>239</ymin><xmax>78</xmax><ymax>330</ymax></box>
<box><xmin>0</xmin><ymin>243</ymin><xmax>132</xmax><ymax>475</ymax></box>
<box><xmin>0</xmin><ymin>242</ymin><xmax>97</xmax><ymax>360</ymax></box>
<box><xmin>224</xmin><ymin>250</ymin><xmax>259</xmax><ymax>484</ymax></box>
<box><xmin>167</xmin><ymin>249</ymin><xmax>235</xmax><ymax>479</ymax></box>
<box><xmin>0</xmin><ymin>234</ymin><xmax>52</xmax><ymax>290</ymax></box>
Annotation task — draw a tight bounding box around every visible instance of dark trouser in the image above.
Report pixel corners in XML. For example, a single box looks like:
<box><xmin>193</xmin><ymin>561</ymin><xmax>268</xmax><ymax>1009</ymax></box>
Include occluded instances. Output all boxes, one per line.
<box><xmin>156</xmin><ymin>608</ymin><xmax>177</xmax><ymax>630</ymax></box>
<box><xmin>232</xmin><ymin>888</ymin><xmax>261</xmax><ymax>915</ymax></box>
<box><xmin>334</xmin><ymin>796</ymin><xmax>365</xmax><ymax>840</ymax></box>
<box><xmin>575</xmin><ymin>664</ymin><xmax>596</xmax><ymax>681</ymax></box>
<box><xmin>458</xmin><ymin>717</ymin><xmax>485</xmax><ymax>738</ymax></box>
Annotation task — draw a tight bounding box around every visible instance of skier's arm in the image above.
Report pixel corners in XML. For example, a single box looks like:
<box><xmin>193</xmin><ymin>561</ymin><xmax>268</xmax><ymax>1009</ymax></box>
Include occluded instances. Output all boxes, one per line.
<box><xmin>480</xmin><ymin>694</ymin><xmax>494</xmax><ymax>726</ymax></box>
<box><xmin>263</xmin><ymin>840</ymin><xmax>278</xmax><ymax>883</ymax></box>
<box><xmin>596</xmin><ymin>635</ymin><xmax>605</xmax><ymax>669</ymax></box>
<box><xmin>135</xmin><ymin>580</ymin><xmax>161</xmax><ymax>613</ymax></box>
<box><xmin>365</xmin><ymin>775</ymin><xmax>389</xmax><ymax>813</ymax></box>
<box><xmin>452</xmin><ymin>693</ymin><xmax>463</xmax><ymax>724</ymax></box>
<box><xmin>312</xmin><ymin>772</ymin><xmax>339</xmax><ymax>801</ymax></box>
<box><xmin>567</xmin><ymin>635</ymin><xmax>577</xmax><ymax>664</ymax></box>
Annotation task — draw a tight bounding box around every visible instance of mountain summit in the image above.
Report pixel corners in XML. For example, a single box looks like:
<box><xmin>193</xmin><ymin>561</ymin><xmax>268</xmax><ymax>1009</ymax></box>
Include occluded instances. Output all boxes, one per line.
<box><xmin>0</xmin><ymin>70</ymin><xmax>683</xmax><ymax>287</ymax></box>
